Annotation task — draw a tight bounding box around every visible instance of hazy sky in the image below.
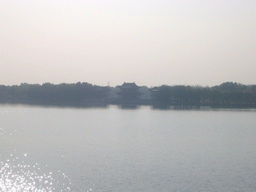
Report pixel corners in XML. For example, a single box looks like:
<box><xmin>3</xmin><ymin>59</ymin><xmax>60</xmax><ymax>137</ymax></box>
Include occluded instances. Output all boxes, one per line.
<box><xmin>1</xmin><ymin>0</ymin><xmax>255</xmax><ymax>87</ymax></box>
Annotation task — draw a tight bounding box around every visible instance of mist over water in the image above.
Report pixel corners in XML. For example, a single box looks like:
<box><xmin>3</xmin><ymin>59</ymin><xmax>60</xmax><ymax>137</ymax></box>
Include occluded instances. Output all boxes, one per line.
<box><xmin>1</xmin><ymin>105</ymin><xmax>256</xmax><ymax>191</ymax></box>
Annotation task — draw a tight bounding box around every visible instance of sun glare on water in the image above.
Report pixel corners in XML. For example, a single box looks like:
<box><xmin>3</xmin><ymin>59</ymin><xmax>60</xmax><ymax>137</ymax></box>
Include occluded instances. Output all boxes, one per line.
<box><xmin>0</xmin><ymin>127</ymin><xmax>72</xmax><ymax>192</ymax></box>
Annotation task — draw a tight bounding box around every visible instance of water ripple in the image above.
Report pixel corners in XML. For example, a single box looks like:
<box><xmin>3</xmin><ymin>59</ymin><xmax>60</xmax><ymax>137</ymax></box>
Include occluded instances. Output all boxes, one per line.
<box><xmin>0</xmin><ymin>154</ymin><xmax>72</xmax><ymax>192</ymax></box>
<box><xmin>1</xmin><ymin>125</ymin><xmax>73</xmax><ymax>192</ymax></box>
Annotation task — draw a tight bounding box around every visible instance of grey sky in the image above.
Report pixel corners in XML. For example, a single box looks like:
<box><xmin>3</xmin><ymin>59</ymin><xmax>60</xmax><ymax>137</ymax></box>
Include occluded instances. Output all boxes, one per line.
<box><xmin>1</xmin><ymin>0</ymin><xmax>255</xmax><ymax>87</ymax></box>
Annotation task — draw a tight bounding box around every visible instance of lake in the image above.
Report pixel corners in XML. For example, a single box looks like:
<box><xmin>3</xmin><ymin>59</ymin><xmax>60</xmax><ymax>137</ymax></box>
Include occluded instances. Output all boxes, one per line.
<box><xmin>1</xmin><ymin>104</ymin><xmax>256</xmax><ymax>191</ymax></box>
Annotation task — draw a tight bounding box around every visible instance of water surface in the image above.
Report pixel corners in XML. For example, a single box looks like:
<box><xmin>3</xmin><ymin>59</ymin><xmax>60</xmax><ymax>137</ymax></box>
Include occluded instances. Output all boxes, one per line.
<box><xmin>1</xmin><ymin>105</ymin><xmax>256</xmax><ymax>191</ymax></box>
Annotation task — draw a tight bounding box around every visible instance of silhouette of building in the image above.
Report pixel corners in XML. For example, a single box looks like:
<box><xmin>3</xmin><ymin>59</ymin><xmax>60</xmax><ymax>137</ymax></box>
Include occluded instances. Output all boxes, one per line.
<box><xmin>117</xmin><ymin>82</ymin><xmax>141</xmax><ymax>108</ymax></box>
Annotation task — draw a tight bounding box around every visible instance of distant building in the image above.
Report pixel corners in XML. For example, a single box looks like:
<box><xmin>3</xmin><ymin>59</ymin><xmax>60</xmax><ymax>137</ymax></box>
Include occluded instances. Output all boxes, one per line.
<box><xmin>117</xmin><ymin>82</ymin><xmax>141</xmax><ymax>107</ymax></box>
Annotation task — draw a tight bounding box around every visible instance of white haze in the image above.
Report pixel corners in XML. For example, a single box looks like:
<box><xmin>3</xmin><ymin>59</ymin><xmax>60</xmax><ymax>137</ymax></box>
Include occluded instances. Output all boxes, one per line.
<box><xmin>1</xmin><ymin>0</ymin><xmax>255</xmax><ymax>87</ymax></box>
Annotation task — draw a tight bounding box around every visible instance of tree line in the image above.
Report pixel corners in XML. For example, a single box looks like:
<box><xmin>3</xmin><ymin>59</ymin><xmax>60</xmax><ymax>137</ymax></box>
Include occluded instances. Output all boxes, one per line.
<box><xmin>152</xmin><ymin>82</ymin><xmax>256</xmax><ymax>108</ymax></box>
<box><xmin>0</xmin><ymin>82</ymin><xmax>109</xmax><ymax>107</ymax></box>
<box><xmin>0</xmin><ymin>82</ymin><xmax>256</xmax><ymax>108</ymax></box>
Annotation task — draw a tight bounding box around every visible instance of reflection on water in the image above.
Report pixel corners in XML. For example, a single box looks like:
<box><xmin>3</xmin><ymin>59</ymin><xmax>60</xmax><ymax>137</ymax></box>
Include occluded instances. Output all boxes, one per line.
<box><xmin>0</xmin><ymin>127</ymin><xmax>72</xmax><ymax>192</ymax></box>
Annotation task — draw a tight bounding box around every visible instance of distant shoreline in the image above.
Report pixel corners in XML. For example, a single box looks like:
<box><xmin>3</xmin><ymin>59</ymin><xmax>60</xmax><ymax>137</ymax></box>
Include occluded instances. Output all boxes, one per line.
<box><xmin>0</xmin><ymin>82</ymin><xmax>256</xmax><ymax>109</ymax></box>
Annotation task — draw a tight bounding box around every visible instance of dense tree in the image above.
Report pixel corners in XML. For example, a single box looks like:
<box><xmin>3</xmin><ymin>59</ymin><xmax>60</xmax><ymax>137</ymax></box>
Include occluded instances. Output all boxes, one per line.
<box><xmin>0</xmin><ymin>81</ymin><xmax>255</xmax><ymax>108</ymax></box>
<box><xmin>151</xmin><ymin>82</ymin><xmax>256</xmax><ymax>109</ymax></box>
<box><xmin>0</xmin><ymin>82</ymin><xmax>109</xmax><ymax>107</ymax></box>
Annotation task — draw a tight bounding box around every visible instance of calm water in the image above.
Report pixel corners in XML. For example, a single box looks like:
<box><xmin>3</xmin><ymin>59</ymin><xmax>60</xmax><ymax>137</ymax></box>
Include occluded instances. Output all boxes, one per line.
<box><xmin>1</xmin><ymin>104</ymin><xmax>256</xmax><ymax>191</ymax></box>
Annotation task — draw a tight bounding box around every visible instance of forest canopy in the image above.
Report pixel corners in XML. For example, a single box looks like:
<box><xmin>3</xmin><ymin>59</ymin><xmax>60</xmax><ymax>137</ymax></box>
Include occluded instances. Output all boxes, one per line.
<box><xmin>0</xmin><ymin>82</ymin><xmax>255</xmax><ymax>108</ymax></box>
<box><xmin>152</xmin><ymin>82</ymin><xmax>256</xmax><ymax>108</ymax></box>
